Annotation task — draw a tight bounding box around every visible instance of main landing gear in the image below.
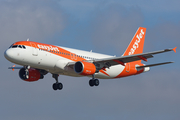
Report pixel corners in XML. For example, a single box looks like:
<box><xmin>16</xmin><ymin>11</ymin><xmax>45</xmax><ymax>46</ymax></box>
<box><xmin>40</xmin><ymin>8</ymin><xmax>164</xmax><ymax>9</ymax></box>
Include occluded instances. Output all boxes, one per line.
<box><xmin>51</xmin><ymin>74</ymin><xmax>99</xmax><ymax>90</ymax></box>
<box><xmin>89</xmin><ymin>74</ymin><xmax>99</xmax><ymax>87</ymax></box>
<box><xmin>52</xmin><ymin>74</ymin><xmax>63</xmax><ymax>90</ymax></box>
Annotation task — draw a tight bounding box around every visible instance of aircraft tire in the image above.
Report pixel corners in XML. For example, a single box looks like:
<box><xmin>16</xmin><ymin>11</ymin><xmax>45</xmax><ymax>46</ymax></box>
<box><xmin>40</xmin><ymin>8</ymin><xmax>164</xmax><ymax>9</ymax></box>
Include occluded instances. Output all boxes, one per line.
<box><xmin>94</xmin><ymin>79</ymin><xmax>99</xmax><ymax>86</ymax></box>
<box><xmin>57</xmin><ymin>83</ymin><xmax>63</xmax><ymax>90</ymax></box>
<box><xmin>89</xmin><ymin>79</ymin><xmax>94</xmax><ymax>87</ymax></box>
<box><xmin>52</xmin><ymin>83</ymin><xmax>58</xmax><ymax>90</ymax></box>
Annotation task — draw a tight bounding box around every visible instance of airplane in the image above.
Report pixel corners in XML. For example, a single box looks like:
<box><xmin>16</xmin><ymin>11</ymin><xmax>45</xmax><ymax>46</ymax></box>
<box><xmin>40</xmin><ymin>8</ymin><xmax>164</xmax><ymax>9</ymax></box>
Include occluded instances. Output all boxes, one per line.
<box><xmin>4</xmin><ymin>27</ymin><xmax>176</xmax><ymax>91</ymax></box>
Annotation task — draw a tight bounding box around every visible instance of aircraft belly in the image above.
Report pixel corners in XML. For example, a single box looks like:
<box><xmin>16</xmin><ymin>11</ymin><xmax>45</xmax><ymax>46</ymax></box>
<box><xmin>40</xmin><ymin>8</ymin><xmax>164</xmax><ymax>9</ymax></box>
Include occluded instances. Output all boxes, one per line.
<box><xmin>95</xmin><ymin>65</ymin><xmax>125</xmax><ymax>79</ymax></box>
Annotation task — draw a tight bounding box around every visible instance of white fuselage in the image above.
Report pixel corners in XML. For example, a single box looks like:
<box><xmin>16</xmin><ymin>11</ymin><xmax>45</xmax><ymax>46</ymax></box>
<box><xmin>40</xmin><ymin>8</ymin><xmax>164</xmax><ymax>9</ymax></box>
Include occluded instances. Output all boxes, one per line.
<box><xmin>5</xmin><ymin>44</ymin><xmax>125</xmax><ymax>79</ymax></box>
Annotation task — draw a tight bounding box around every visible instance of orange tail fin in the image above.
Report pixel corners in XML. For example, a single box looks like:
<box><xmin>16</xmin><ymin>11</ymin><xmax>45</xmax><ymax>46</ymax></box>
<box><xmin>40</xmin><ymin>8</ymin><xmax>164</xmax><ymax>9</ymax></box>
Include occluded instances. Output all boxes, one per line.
<box><xmin>123</xmin><ymin>27</ymin><xmax>146</xmax><ymax>64</ymax></box>
<box><xmin>123</xmin><ymin>27</ymin><xmax>146</xmax><ymax>56</ymax></box>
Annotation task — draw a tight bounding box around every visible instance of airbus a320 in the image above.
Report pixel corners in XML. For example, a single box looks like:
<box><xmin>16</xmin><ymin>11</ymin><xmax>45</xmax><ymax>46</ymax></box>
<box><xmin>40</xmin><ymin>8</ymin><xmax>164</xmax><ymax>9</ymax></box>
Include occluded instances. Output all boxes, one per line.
<box><xmin>4</xmin><ymin>27</ymin><xmax>176</xmax><ymax>90</ymax></box>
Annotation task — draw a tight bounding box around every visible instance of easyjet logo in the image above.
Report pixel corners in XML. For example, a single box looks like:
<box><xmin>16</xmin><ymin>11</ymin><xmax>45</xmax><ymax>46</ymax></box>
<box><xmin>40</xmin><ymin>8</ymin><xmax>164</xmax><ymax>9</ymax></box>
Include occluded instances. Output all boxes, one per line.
<box><xmin>129</xmin><ymin>29</ymin><xmax>144</xmax><ymax>55</ymax></box>
<box><xmin>37</xmin><ymin>44</ymin><xmax>59</xmax><ymax>51</ymax></box>
<box><xmin>85</xmin><ymin>70</ymin><xmax>92</xmax><ymax>74</ymax></box>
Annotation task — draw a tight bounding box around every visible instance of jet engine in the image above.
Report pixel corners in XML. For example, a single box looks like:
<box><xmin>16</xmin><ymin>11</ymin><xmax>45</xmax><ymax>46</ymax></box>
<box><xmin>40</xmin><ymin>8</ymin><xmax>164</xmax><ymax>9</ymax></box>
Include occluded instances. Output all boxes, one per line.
<box><xmin>19</xmin><ymin>68</ymin><xmax>41</xmax><ymax>82</ymax></box>
<box><xmin>74</xmin><ymin>61</ymin><xmax>97</xmax><ymax>75</ymax></box>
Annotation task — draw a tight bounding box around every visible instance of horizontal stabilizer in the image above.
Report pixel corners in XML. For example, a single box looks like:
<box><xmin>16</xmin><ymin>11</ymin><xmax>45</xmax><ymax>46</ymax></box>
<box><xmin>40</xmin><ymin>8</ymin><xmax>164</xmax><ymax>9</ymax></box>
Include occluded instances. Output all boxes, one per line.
<box><xmin>8</xmin><ymin>65</ymin><xmax>22</xmax><ymax>71</ymax></box>
<box><xmin>8</xmin><ymin>66</ymin><xmax>22</xmax><ymax>69</ymax></box>
<box><xmin>136</xmin><ymin>62</ymin><xmax>174</xmax><ymax>69</ymax></box>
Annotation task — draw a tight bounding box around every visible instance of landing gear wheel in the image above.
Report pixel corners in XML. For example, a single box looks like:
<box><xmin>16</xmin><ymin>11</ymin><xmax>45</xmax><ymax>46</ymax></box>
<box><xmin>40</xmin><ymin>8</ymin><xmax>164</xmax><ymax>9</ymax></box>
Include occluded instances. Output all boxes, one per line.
<box><xmin>57</xmin><ymin>83</ymin><xmax>63</xmax><ymax>90</ymax></box>
<box><xmin>89</xmin><ymin>79</ymin><xmax>94</xmax><ymax>87</ymax></box>
<box><xmin>52</xmin><ymin>83</ymin><xmax>63</xmax><ymax>90</ymax></box>
<box><xmin>52</xmin><ymin>83</ymin><xmax>58</xmax><ymax>90</ymax></box>
<box><xmin>52</xmin><ymin>74</ymin><xmax>63</xmax><ymax>91</ymax></box>
<box><xmin>89</xmin><ymin>79</ymin><xmax>100</xmax><ymax>87</ymax></box>
<box><xmin>94</xmin><ymin>79</ymin><xmax>99</xmax><ymax>86</ymax></box>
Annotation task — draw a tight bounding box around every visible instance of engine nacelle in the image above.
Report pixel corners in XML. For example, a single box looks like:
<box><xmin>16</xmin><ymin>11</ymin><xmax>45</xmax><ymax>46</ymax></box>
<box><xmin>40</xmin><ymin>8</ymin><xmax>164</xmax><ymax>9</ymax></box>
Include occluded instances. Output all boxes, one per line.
<box><xmin>19</xmin><ymin>68</ymin><xmax>41</xmax><ymax>82</ymax></box>
<box><xmin>74</xmin><ymin>61</ymin><xmax>96</xmax><ymax>75</ymax></box>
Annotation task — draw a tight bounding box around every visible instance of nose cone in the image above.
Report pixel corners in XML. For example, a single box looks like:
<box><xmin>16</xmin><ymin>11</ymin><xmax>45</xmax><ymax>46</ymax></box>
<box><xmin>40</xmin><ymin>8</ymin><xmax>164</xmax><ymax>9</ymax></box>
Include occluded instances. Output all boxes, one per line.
<box><xmin>4</xmin><ymin>49</ymin><xmax>15</xmax><ymax>62</ymax></box>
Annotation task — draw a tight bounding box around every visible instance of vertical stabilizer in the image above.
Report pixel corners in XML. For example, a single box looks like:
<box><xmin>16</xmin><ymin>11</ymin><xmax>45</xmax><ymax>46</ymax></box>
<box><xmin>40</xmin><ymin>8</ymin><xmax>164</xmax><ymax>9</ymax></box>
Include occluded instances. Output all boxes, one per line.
<box><xmin>123</xmin><ymin>27</ymin><xmax>146</xmax><ymax>56</ymax></box>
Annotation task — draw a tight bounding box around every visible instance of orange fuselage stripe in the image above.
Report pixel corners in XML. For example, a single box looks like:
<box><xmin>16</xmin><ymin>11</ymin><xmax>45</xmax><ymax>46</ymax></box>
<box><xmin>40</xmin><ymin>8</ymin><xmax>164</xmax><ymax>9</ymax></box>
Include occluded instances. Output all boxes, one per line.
<box><xmin>13</xmin><ymin>41</ymin><xmax>110</xmax><ymax>76</ymax></box>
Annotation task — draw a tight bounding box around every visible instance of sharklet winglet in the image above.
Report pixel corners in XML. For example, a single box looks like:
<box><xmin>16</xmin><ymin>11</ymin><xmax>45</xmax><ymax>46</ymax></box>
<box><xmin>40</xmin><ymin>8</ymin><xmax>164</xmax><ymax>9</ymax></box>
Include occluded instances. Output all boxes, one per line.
<box><xmin>173</xmin><ymin>47</ymin><xmax>177</xmax><ymax>53</ymax></box>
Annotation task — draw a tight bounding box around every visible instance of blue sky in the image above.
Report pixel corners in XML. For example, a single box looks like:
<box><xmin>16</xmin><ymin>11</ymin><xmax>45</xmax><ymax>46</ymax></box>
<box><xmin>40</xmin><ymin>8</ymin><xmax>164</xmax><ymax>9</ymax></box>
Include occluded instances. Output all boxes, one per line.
<box><xmin>0</xmin><ymin>0</ymin><xmax>180</xmax><ymax>120</ymax></box>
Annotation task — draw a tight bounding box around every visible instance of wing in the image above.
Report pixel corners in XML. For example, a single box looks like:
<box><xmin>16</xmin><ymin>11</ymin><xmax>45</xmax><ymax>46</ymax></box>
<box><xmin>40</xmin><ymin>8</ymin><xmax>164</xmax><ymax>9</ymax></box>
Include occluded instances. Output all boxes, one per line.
<box><xmin>92</xmin><ymin>47</ymin><xmax>176</xmax><ymax>69</ymax></box>
<box><xmin>93</xmin><ymin>47</ymin><xmax>176</xmax><ymax>67</ymax></box>
<box><xmin>67</xmin><ymin>47</ymin><xmax>176</xmax><ymax>70</ymax></box>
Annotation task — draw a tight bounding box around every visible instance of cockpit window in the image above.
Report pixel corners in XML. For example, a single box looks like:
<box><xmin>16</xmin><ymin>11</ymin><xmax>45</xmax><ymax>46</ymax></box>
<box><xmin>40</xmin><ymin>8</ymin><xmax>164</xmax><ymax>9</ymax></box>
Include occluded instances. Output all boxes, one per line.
<box><xmin>9</xmin><ymin>44</ymin><xmax>13</xmax><ymax>48</ymax></box>
<box><xmin>11</xmin><ymin>45</ymin><xmax>26</xmax><ymax>49</ymax></box>
<box><xmin>18</xmin><ymin>45</ymin><xmax>22</xmax><ymax>48</ymax></box>
<box><xmin>12</xmin><ymin>45</ymin><xmax>18</xmax><ymax>48</ymax></box>
<box><xmin>22</xmin><ymin>45</ymin><xmax>26</xmax><ymax>49</ymax></box>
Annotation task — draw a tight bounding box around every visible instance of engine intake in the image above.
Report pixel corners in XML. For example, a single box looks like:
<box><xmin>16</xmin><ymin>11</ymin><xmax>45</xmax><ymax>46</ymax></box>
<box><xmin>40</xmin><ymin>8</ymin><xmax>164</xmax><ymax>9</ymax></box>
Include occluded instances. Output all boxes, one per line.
<box><xmin>74</xmin><ymin>61</ymin><xmax>96</xmax><ymax>75</ymax></box>
<box><xmin>19</xmin><ymin>68</ymin><xmax>41</xmax><ymax>82</ymax></box>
